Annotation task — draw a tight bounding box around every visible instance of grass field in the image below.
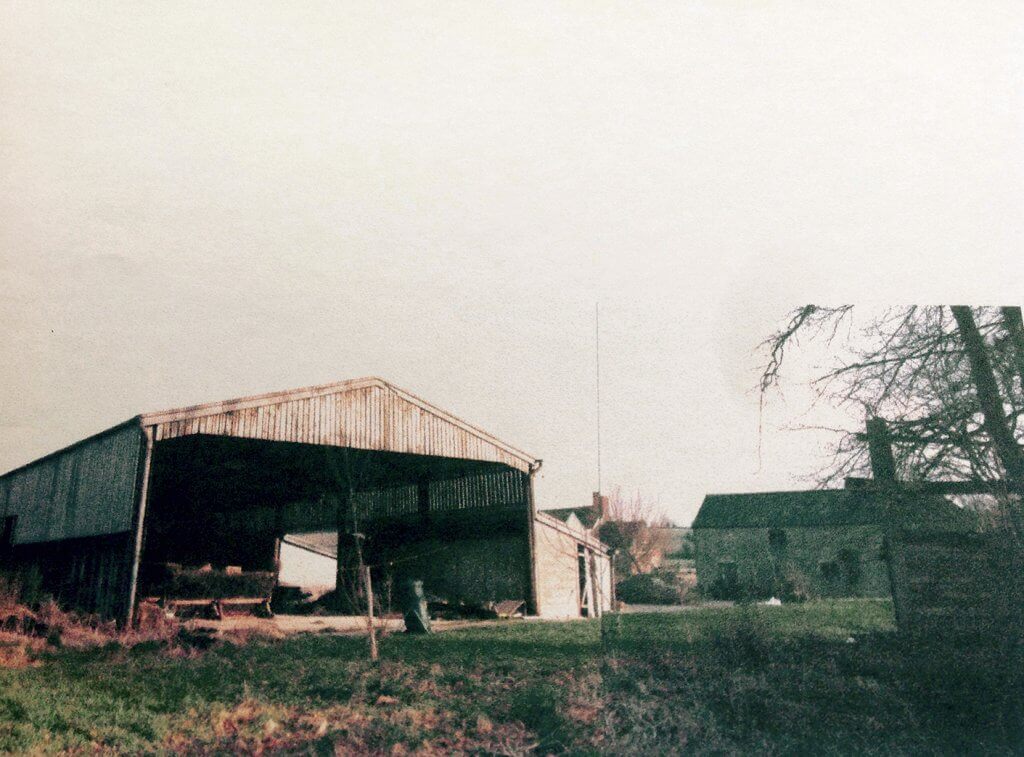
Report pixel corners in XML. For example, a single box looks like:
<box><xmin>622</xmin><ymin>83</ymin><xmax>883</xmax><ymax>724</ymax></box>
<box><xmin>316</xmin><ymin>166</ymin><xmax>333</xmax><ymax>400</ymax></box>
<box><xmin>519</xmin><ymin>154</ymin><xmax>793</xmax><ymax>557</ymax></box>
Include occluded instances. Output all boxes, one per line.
<box><xmin>1</xmin><ymin>599</ymin><xmax>1021</xmax><ymax>754</ymax></box>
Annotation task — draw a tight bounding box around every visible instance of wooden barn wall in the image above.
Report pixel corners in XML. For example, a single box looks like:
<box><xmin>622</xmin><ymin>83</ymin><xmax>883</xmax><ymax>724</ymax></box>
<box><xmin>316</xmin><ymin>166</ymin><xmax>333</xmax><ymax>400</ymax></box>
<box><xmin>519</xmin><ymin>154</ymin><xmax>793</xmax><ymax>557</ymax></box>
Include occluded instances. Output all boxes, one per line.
<box><xmin>426</xmin><ymin>469</ymin><xmax>527</xmax><ymax>514</ymax></box>
<box><xmin>0</xmin><ymin>422</ymin><xmax>143</xmax><ymax>545</ymax></box>
<box><xmin>889</xmin><ymin>529</ymin><xmax>1024</xmax><ymax>639</ymax></box>
<box><xmin>151</xmin><ymin>383</ymin><xmax>530</xmax><ymax>472</ymax></box>
<box><xmin>9</xmin><ymin>533</ymin><xmax>134</xmax><ymax>620</ymax></box>
<box><xmin>371</xmin><ymin>535</ymin><xmax>531</xmax><ymax>609</ymax></box>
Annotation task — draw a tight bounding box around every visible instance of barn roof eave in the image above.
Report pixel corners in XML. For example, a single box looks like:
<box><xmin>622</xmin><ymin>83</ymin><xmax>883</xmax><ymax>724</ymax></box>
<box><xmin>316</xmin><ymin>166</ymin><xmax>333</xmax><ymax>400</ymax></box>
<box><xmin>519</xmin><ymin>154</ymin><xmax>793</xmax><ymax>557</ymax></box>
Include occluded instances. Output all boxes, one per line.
<box><xmin>138</xmin><ymin>376</ymin><xmax>539</xmax><ymax>468</ymax></box>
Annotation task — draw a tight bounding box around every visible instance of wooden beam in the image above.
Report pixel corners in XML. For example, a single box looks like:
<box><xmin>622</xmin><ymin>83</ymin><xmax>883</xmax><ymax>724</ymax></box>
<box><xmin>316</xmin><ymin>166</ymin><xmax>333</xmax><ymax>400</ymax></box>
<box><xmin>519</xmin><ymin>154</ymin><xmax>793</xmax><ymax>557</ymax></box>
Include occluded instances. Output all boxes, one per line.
<box><xmin>526</xmin><ymin>468</ymin><xmax>541</xmax><ymax>617</ymax></box>
<box><xmin>123</xmin><ymin>425</ymin><xmax>155</xmax><ymax>628</ymax></box>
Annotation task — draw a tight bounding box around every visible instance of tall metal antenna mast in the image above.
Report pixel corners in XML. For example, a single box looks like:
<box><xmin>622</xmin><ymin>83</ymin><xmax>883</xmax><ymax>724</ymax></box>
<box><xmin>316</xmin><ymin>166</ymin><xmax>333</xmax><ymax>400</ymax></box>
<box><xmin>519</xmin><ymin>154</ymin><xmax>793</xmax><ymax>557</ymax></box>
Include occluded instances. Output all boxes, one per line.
<box><xmin>596</xmin><ymin>302</ymin><xmax>602</xmax><ymax>495</ymax></box>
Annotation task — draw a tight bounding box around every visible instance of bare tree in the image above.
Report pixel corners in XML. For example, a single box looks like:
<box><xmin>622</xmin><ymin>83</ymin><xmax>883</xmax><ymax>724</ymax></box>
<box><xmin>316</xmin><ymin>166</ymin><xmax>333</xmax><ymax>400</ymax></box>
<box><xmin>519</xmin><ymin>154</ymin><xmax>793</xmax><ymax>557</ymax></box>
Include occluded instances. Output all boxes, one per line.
<box><xmin>598</xmin><ymin>487</ymin><xmax>671</xmax><ymax>576</ymax></box>
<box><xmin>759</xmin><ymin>305</ymin><xmax>1024</xmax><ymax>540</ymax></box>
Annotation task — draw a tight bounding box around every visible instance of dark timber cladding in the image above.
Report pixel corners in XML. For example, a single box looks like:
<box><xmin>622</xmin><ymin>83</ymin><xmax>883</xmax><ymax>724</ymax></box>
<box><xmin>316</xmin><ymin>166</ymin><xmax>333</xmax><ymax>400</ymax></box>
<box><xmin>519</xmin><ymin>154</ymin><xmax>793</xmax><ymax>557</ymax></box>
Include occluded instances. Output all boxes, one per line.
<box><xmin>0</xmin><ymin>377</ymin><xmax>541</xmax><ymax>623</ymax></box>
<box><xmin>0</xmin><ymin>421</ymin><xmax>146</xmax><ymax>621</ymax></box>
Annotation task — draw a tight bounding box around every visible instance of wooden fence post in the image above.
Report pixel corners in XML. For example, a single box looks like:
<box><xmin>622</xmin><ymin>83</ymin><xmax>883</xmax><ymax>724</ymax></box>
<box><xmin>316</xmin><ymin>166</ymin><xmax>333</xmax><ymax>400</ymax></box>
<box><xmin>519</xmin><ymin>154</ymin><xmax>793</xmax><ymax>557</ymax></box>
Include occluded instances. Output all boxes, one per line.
<box><xmin>363</xmin><ymin>565</ymin><xmax>378</xmax><ymax>662</ymax></box>
<box><xmin>865</xmin><ymin>417</ymin><xmax>906</xmax><ymax>630</ymax></box>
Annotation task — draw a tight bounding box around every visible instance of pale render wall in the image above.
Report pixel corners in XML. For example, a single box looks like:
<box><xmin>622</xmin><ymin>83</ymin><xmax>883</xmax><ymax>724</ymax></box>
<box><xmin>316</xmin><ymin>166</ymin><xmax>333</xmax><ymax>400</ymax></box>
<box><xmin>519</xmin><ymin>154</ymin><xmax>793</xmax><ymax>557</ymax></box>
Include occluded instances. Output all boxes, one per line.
<box><xmin>593</xmin><ymin>551</ymin><xmax>612</xmax><ymax>611</ymax></box>
<box><xmin>534</xmin><ymin>519</ymin><xmax>581</xmax><ymax>618</ymax></box>
<box><xmin>532</xmin><ymin>518</ymin><xmax>612</xmax><ymax>618</ymax></box>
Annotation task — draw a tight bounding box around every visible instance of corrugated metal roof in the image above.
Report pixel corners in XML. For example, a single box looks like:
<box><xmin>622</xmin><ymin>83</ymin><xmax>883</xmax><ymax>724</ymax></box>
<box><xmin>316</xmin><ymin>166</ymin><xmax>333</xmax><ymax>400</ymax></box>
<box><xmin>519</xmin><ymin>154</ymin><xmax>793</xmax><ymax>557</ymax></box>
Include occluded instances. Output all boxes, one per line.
<box><xmin>141</xmin><ymin>377</ymin><xmax>538</xmax><ymax>472</ymax></box>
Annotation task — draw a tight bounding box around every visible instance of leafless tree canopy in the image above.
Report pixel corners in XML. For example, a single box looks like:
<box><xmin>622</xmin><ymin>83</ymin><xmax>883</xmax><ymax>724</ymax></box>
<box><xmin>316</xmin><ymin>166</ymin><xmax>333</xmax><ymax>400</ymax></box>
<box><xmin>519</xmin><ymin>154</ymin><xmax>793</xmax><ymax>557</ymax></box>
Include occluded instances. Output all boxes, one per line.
<box><xmin>599</xmin><ymin>487</ymin><xmax>671</xmax><ymax>575</ymax></box>
<box><xmin>759</xmin><ymin>306</ymin><xmax>1024</xmax><ymax>489</ymax></box>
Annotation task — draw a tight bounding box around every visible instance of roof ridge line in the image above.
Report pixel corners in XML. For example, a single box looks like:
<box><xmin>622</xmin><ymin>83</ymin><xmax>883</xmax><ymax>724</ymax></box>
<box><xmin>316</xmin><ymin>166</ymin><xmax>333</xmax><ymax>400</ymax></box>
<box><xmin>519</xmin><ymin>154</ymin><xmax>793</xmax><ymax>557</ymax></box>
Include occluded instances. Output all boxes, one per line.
<box><xmin>139</xmin><ymin>376</ymin><xmax>384</xmax><ymax>423</ymax></box>
<box><xmin>704</xmin><ymin>488</ymin><xmax>848</xmax><ymax>496</ymax></box>
<box><xmin>139</xmin><ymin>377</ymin><xmax>538</xmax><ymax>465</ymax></box>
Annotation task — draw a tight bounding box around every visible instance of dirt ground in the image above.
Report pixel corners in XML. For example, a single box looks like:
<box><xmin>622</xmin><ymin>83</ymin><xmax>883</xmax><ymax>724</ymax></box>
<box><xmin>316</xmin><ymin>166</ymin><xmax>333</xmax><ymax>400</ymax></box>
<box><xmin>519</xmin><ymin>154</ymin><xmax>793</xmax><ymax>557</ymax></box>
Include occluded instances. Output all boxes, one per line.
<box><xmin>185</xmin><ymin>613</ymin><xmax>517</xmax><ymax>637</ymax></box>
<box><xmin>618</xmin><ymin>601</ymin><xmax>733</xmax><ymax>614</ymax></box>
<box><xmin>186</xmin><ymin>605</ymin><xmax>734</xmax><ymax>638</ymax></box>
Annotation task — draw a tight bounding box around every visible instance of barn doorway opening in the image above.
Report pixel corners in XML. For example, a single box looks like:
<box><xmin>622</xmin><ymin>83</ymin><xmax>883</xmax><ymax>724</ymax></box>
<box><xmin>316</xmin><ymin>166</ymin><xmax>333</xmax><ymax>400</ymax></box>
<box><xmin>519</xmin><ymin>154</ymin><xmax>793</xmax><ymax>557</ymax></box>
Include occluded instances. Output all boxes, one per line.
<box><xmin>137</xmin><ymin>433</ymin><xmax>535</xmax><ymax>617</ymax></box>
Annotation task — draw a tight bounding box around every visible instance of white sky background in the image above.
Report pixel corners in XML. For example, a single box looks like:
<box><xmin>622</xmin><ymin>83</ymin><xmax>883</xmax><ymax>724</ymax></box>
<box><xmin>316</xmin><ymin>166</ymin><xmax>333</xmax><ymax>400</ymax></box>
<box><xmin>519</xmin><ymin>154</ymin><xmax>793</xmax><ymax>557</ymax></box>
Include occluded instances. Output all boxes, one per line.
<box><xmin>2</xmin><ymin>2</ymin><xmax>1022</xmax><ymax>526</ymax></box>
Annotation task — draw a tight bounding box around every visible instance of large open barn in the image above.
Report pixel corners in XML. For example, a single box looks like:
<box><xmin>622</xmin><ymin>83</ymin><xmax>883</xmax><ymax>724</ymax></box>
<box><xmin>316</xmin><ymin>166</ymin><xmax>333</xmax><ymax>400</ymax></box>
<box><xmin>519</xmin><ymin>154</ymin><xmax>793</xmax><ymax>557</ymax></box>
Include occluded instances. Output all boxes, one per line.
<box><xmin>0</xmin><ymin>378</ymin><xmax>610</xmax><ymax>624</ymax></box>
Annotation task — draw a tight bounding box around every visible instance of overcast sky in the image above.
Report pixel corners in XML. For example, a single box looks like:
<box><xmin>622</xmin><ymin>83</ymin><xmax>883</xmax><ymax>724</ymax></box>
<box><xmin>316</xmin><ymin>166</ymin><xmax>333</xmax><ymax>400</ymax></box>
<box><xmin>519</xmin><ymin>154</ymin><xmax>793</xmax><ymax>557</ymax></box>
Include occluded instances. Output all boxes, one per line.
<box><xmin>2</xmin><ymin>2</ymin><xmax>1022</xmax><ymax>525</ymax></box>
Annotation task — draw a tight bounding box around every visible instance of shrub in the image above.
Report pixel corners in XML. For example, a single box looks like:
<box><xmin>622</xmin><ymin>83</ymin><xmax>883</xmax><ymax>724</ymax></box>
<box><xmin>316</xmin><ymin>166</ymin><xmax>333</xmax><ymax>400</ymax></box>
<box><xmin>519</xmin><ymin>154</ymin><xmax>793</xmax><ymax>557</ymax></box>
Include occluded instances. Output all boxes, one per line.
<box><xmin>703</xmin><ymin>572</ymin><xmax>741</xmax><ymax>601</ymax></box>
<box><xmin>617</xmin><ymin>572</ymin><xmax>682</xmax><ymax>605</ymax></box>
<box><xmin>775</xmin><ymin>568</ymin><xmax>811</xmax><ymax>603</ymax></box>
<box><xmin>0</xmin><ymin>567</ymin><xmax>45</xmax><ymax>609</ymax></box>
<box><xmin>710</xmin><ymin>607</ymin><xmax>771</xmax><ymax>668</ymax></box>
<box><xmin>701</xmin><ymin>566</ymin><xmax>813</xmax><ymax>603</ymax></box>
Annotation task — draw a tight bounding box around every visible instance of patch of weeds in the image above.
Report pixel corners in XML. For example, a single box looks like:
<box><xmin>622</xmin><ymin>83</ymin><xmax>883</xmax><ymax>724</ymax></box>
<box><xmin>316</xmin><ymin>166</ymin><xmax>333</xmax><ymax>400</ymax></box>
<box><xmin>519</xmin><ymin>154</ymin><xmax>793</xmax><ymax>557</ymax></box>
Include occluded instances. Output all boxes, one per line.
<box><xmin>7</xmin><ymin>599</ymin><xmax>1014</xmax><ymax>754</ymax></box>
<box><xmin>508</xmin><ymin>681</ymin><xmax>569</xmax><ymax>751</ymax></box>
<box><xmin>710</xmin><ymin>606</ymin><xmax>770</xmax><ymax>668</ymax></box>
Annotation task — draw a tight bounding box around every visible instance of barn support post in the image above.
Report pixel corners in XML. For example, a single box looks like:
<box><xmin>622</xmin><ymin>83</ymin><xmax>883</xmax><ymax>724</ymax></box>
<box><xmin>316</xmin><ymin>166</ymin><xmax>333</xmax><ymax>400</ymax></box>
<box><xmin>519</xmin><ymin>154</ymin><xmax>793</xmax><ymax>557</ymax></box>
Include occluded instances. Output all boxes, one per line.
<box><xmin>334</xmin><ymin>489</ymin><xmax>348</xmax><ymax>609</ymax></box>
<box><xmin>589</xmin><ymin>549</ymin><xmax>602</xmax><ymax>618</ymax></box>
<box><xmin>417</xmin><ymin>479</ymin><xmax>430</xmax><ymax>524</ymax></box>
<box><xmin>363</xmin><ymin>565</ymin><xmax>378</xmax><ymax>661</ymax></box>
<box><xmin>123</xmin><ymin>424</ymin><xmax>155</xmax><ymax>628</ymax></box>
<box><xmin>526</xmin><ymin>462</ymin><xmax>542</xmax><ymax>616</ymax></box>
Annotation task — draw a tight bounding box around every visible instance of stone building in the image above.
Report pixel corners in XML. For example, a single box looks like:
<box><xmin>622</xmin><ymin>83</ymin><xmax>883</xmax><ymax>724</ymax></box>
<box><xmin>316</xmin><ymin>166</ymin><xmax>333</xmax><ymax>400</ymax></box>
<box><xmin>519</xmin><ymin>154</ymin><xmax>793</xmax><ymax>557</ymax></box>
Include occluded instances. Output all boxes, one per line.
<box><xmin>692</xmin><ymin>489</ymin><xmax>893</xmax><ymax>599</ymax></box>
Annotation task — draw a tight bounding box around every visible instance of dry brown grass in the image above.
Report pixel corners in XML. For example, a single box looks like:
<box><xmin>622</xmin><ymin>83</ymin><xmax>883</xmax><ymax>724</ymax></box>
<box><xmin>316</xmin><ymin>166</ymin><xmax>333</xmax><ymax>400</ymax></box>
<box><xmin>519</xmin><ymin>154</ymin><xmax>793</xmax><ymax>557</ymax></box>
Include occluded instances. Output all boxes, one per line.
<box><xmin>0</xmin><ymin>596</ymin><xmax>189</xmax><ymax>664</ymax></box>
<box><xmin>0</xmin><ymin>632</ymin><xmax>44</xmax><ymax>669</ymax></box>
<box><xmin>163</xmin><ymin>696</ymin><xmax>539</xmax><ymax>755</ymax></box>
<box><xmin>5</xmin><ymin>601</ymin><xmax>1022</xmax><ymax>754</ymax></box>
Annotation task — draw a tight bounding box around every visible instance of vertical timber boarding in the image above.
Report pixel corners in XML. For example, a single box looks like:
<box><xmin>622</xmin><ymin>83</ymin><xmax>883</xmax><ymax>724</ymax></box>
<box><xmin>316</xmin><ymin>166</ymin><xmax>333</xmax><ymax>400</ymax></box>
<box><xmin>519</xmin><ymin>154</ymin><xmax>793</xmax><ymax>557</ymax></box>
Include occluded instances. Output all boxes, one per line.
<box><xmin>863</xmin><ymin>416</ymin><xmax>1024</xmax><ymax>637</ymax></box>
<box><xmin>123</xmin><ymin>424</ymin><xmax>154</xmax><ymax>627</ymax></box>
<box><xmin>0</xmin><ymin>420</ymin><xmax>144</xmax><ymax>620</ymax></box>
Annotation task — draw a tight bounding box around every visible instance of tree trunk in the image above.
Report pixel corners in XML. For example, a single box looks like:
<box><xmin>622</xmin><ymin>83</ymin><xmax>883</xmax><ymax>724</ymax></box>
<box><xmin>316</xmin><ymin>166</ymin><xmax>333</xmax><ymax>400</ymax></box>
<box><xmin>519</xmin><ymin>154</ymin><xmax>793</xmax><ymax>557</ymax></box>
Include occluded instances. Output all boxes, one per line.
<box><xmin>1001</xmin><ymin>306</ymin><xmax>1024</xmax><ymax>392</ymax></box>
<box><xmin>950</xmin><ymin>306</ymin><xmax>1024</xmax><ymax>486</ymax></box>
